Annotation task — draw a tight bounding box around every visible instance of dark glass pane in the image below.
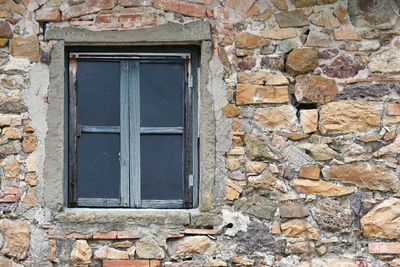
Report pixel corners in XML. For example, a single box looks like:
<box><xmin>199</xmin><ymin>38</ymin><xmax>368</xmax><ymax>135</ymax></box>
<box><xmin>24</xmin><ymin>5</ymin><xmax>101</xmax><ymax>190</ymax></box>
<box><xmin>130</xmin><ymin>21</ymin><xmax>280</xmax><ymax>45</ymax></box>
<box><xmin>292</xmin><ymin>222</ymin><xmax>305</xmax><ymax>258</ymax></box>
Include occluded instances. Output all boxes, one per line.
<box><xmin>141</xmin><ymin>134</ymin><xmax>183</xmax><ymax>200</ymax></box>
<box><xmin>140</xmin><ymin>62</ymin><xmax>184</xmax><ymax>127</ymax></box>
<box><xmin>77</xmin><ymin>61</ymin><xmax>120</xmax><ymax>126</ymax></box>
<box><xmin>76</xmin><ymin>133</ymin><xmax>120</xmax><ymax>199</ymax></box>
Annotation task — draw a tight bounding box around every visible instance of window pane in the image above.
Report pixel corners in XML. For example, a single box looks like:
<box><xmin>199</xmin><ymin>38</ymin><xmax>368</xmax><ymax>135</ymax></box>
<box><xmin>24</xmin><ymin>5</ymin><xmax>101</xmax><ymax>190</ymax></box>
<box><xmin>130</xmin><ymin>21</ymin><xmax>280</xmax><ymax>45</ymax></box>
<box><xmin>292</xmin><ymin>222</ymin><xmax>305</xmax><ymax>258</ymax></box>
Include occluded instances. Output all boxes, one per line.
<box><xmin>77</xmin><ymin>61</ymin><xmax>120</xmax><ymax>126</ymax></box>
<box><xmin>140</xmin><ymin>62</ymin><xmax>184</xmax><ymax>127</ymax></box>
<box><xmin>76</xmin><ymin>133</ymin><xmax>120</xmax><ymax>199</ymax></box>
<box><xmin>140</xmin><ymin>134</ymin><xmax>184</xmax><ymax>200</ymax></box>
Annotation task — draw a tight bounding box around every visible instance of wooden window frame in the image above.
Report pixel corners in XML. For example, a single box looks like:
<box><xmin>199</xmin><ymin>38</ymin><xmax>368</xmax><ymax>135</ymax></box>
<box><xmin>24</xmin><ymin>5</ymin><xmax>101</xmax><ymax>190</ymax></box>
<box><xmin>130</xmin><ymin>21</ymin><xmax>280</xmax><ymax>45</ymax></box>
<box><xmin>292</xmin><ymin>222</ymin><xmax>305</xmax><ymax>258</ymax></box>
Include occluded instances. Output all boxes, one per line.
<box><xmin>67</xmin><ymin>48</ymin><xmax>199</xmax><ymax>209</ymax></box>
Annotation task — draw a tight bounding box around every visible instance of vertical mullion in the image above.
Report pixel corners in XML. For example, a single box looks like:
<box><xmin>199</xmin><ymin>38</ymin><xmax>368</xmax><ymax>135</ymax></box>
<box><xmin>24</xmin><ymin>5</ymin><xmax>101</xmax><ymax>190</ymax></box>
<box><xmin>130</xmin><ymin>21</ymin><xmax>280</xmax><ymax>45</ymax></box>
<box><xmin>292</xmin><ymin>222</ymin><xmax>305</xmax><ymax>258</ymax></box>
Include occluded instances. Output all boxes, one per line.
<box><xmin>120</xmin><ymin>61</ymin><xmax>130</xmax><ymax>207</ymax></box>
<box><xmin>68</xmin><ymin>58</ymin><xmax>78</xmax><ymax>208</ymax></box>
<box><xmin>184</xmin><ymin>58</ymin><xmax>193</xmax><ymax>208</ymax></box>
<box><xmin>129</xmin><ymin>61</ymin><xmax>141</xmax><ymax>207</ymax></box>
<box><xmin>192</xmin><ymin>53</ymin><xmax>199</xmax><ymax>209</ymax></box>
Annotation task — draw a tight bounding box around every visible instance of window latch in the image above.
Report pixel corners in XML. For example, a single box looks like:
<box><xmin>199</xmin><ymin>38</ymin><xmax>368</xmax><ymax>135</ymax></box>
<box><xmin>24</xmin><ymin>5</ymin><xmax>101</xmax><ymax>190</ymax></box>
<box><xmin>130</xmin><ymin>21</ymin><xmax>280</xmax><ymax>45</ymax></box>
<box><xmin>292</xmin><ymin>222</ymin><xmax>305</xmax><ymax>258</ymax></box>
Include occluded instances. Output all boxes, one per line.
<box><xmin>188</xmin><ymin>75</ymin><xmax>193</xmax><ymax>88</ymax></box>
<box><xmin>188</xmin><ymin>174</ymin><xmax>194</xmax><ymax>187</ymax></box>
<box><xmin>76</xmin><ymin>124</ymin><xmax>82</xmax><ymax>138</ymax></box>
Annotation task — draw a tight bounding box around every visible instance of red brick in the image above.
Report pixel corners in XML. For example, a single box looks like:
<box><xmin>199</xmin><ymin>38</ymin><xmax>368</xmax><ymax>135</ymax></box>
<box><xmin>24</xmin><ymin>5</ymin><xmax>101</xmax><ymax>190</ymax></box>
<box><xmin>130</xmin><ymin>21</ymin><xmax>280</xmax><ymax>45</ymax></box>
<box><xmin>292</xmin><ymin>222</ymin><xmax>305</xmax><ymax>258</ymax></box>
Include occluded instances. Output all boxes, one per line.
<box><xmin>183</xmin><ymin>228</ymin><xmax>222</xmax><ymax>235</ymax></box>
<box><xmin>388</xmin><ymin>103</ymin><xmax>400</xmax><ymax>116</ymax></box>
<box><xmin>153</xmin><ymin>0</ymin><xmax>206</xmax><ymax>18</ymax></box>
<box><xmin>3</xmin><ymin>187</ymin><xmax>19</xmax><ymax>195</ymax></box>
<box><xmin>116</xmin><ymin>231</ymin><xmax>137</xmax><ymax>239</ymax></box>
<box><xmin>93</xmin><ymin>231</ymin><xmax>118</xmax><ymax>239</ymax></box>
<box><xmin>0</xmin><ymin>195</ymin><xmax>19</xmax><ymax>203</ymax></box>
<box><xmin>150</xmin><ymin>260</ymin><xmax>161</xmax><ymax>267</ymax></box>
<box><xmin>66</xmin><ymin>232</ymin><xmax>91</xmax><ymax>239</ymax></box>
<box><xmin>63</xmin><ymin>0</ymin><xmax>115</xmax><ymax>20</ymax></box>
<box><xmin>35</xmin><ymin>7</ymin><xmax>61</xmax><ymax>22</ymax></box>
<box><xmin>369</xmin><ymin>242</ymin><xmax>400</xmax><ymax>254</ymax></box>
<box><xmin>47</xmin><ymin>232</ymin><xmax>64</xmax><ymax>239</ymax></box>
<box><xmin>103</xmin><ymin>260</ymin><xmax>150</xmax><ymax>267</ymax></box>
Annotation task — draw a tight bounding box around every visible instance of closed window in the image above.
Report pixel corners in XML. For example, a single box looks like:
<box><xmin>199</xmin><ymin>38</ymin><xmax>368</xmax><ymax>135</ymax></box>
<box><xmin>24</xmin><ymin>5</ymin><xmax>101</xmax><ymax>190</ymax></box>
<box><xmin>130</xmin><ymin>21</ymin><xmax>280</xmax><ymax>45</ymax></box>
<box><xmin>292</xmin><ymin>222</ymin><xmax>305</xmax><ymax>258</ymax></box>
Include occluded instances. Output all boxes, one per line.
<box><xmin>67</xmin><ymin>47</ymin><xmax>198</xmax><ymax>208</ymax></box>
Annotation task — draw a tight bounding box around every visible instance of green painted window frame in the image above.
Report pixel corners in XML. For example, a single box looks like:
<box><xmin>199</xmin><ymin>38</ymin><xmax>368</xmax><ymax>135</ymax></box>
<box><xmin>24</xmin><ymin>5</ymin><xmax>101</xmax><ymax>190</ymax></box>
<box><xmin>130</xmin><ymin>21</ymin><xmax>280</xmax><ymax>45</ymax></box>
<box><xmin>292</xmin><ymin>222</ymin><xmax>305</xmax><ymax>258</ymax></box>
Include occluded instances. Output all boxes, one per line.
<box><xmin>67</xmin><ymin>48</ymin><xmax>199</xmax><ymax>209</ymax></box>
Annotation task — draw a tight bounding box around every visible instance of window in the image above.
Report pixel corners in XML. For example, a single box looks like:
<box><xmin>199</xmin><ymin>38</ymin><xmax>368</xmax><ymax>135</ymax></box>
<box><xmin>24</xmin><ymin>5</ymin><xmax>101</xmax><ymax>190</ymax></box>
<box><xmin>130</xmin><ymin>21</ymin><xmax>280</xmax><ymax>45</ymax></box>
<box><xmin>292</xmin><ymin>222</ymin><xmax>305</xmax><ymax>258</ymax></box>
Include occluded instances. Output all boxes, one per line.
<box><xmin>67</xmin><ymin>47</ymin><xmax>199</xmax><ymax>209</ymax></box>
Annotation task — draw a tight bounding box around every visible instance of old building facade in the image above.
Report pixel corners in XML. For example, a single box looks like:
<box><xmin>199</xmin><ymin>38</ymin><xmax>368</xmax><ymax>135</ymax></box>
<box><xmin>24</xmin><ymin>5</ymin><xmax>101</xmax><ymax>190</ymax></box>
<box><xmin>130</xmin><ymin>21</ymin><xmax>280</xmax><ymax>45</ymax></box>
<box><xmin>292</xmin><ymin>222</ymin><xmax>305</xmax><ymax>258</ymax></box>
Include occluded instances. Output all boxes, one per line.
<box><xmin>0</xmin><ymin>0</ymin><xmax>400</xmax><ymax>266</ymax></box>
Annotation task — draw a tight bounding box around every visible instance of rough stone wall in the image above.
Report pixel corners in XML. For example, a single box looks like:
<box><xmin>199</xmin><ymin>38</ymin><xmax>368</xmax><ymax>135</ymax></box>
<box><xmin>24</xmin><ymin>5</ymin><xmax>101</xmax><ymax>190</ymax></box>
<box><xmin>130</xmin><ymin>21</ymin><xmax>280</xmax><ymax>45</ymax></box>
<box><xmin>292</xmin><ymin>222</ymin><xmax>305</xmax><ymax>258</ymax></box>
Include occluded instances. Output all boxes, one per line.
<box><xmin>0</xmin><ymin>0</ymin><xmax>400</xmax><ymax>266</ymax></box>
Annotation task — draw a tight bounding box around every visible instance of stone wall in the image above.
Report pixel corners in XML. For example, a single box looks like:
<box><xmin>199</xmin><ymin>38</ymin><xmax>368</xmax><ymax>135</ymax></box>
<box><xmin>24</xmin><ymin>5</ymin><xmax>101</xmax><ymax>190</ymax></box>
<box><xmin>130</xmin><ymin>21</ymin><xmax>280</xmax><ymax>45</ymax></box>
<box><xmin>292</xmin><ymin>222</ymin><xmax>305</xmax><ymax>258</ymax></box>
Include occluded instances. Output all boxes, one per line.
<box><xmin>0</xmin><ymin>0</ymin><xmax>400</xmax><ymax>266</ymax></box>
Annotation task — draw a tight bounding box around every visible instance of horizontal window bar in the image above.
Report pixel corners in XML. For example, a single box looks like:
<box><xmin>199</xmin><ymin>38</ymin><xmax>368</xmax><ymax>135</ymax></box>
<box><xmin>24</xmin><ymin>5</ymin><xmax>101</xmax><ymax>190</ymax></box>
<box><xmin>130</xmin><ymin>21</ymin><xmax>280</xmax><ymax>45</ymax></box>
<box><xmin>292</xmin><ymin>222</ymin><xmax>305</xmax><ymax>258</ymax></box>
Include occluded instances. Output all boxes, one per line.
<box><xmin>80</xmin><ymin>125</ymin><xmax>120</xmax><ymax>133</ymax></box>
<box><xmin>140</xmin><ymin>127</ymin><xmax>183</xmax><ymax>134</ymax></box>
<box><xmin>80</xmin><ymin>126</ymin><xmax>184</xmax><ymax>134</ymax></box>
<box><xmin>141</xmin><ymin>199</ymin><xmax>184</xmax><ymax>209</ymax></box>
<box><xmin>70</xmin><ymin>52</ymin><xmax>191</xmax><ymax>59</ymax></box>
<box><xmin>77</xmin><ymin>198</ymin><xmax>121</xmax><ymax>207</ymax></box>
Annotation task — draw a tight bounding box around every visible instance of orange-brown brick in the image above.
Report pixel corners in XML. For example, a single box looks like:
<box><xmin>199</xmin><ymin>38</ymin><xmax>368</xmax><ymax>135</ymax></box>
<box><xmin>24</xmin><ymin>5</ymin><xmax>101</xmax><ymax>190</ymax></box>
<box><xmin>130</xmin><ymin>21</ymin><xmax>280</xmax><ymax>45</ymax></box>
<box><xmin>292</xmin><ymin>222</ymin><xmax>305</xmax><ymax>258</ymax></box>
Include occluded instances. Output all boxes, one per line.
<box><xmin>93</xmin><ymin>231</ymin><xmax>118</xmax><ymax>239</ymax></box>
<box><xmin>153</xmin><ymin>0</ymin><xmax>206</xmax><ymax>18</ymax></box>
<box><xmin>103</xmin><ymin>260</ymin><xmax>160</xmax><ymax>267</ymax></box>
<box><xmin>387</xmin><ymin>103</ymin><xmax>400</xmax><ymax>116</ymax></box>
<box><xmin>369</xmin><ymin>242</ymin><xmax>400</xmax><ymax>254</ymax></box>
<box><xmin>299</xmin><ymin>165</ymin><xmax>320</xmax><ymax>180</ymax></box>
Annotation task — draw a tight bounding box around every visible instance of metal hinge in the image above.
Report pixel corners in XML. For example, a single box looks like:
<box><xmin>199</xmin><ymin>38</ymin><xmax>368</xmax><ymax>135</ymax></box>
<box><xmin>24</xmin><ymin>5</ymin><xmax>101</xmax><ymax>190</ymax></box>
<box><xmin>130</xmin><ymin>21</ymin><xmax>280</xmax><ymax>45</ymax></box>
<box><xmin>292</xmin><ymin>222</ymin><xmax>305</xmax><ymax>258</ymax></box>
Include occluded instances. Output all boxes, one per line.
<box><xmin>188</xmin><ymin>75</ymin><xmax>193</xmax><ymax>88</ymax></box>
<box><xmin>188</xmin><ymin>174</ymin><xmax>194</xmax><ymax>187</ymax></box>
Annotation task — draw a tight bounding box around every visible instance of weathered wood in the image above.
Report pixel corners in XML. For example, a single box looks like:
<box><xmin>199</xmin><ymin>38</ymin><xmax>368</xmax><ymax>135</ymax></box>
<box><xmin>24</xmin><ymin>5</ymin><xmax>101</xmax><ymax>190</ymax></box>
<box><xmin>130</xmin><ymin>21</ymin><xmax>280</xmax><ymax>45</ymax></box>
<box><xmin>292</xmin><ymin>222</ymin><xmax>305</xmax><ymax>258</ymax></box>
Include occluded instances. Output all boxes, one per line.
<box><xmin>129</xmin><ymin>61</ymin><xmax>141</xmax><ymax>208</ymax></box>
<box><xmin>184</xmin><ymin>59</ymin><xmax>193</xmax><ymax>208</ymax></box>
<box><xmin>140</xmin><ymin>127</ymin><xmax>183</xmax><ymax>134</ymax></box>
<box><xmin>68</xmin><ymin>58</ymin><xmax>78</xmax><ymax>207</ymax></box>
<box><xmin>120</xmin><ymin>61</ymin><xmax>130</xmax><ymax>207</ymax></box>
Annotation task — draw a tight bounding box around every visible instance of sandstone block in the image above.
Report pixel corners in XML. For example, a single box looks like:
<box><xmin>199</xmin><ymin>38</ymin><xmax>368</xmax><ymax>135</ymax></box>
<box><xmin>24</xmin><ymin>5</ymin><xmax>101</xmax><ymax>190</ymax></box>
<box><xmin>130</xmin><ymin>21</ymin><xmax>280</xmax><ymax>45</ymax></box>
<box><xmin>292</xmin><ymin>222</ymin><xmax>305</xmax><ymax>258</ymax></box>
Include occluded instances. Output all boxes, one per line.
<box><xmin>35</xmin><ymin>7</ymin><xmax>61</xmax><ymax>22</ymax></box>
<box><xmin>22</xmin><ymin>135</ymin><xmax>37</xmax><ymax>153</ymax></box>
<box><xmin>136</xmin><ymin>237</ymin><xmax>165</xmax><ymax>259</ymax></box>
<box><xmin>295</xmin><ymin>75</ymin><xmax>337</xmax><ymax>104</ymax></box>
<box><xmin>310</xmin><ymin>11</ymin><xmax>341</xmax><ymax>28</ymax></box>
<box><xmin>237</xmin><ymin>71</ymin><xmax>288</xmax><ymax>85</ymax></box>
<box><xmin>279</xmin><ymin>203</ymin><xmax>310</xmax><ymax>218</ymax></box>
<box><xmin>3</xmin><ymin>127</ymin><xmax>22</xmax><ymax>139</ymax></box>
<box><xmin>71</xmin><ymin>240</ymin><xmax>92</xmax><ymax>264</ymax></box>
<box><xmin>94</xmin><ymin>246</ymin><xmax>129</xmax><ymax>260</ymax></box>
<box><xmin>254</xmin><ymin>105</ymin><xmax>297</xmax><ymax>129</ymax></box>
<box><xmin>293</xmin><ymin>179</ymin><xmax>353</xmax><ymax>196</ymax></box>
<box><xmin>236</xmin><ymin>84</ymin><xmax>289</xmax><ymax>105</ymax></box>
<box><xmin>168</xmin><ymin>236</ymin><xmax>218</xmax><ymax>259</ymax></box>
<box><xmin>3</xmin><ymin>160</ymin><xmax>20</xmax><ymax>179</ymax></box>
<box><xmin>369</xmin><ymin>48</ymin><xmax>400</xmax><ymax>73</ymax></box>
<box><xmin>298</xmin><ymin>165</ymin><xmax>320</xmax><ymax>180</ymax></box>
<box><xmin>0</xmin><ymin>21</ymin><xmax>12</xmax><ymax>38</ymax></box>
<box><xmin>286</xmin><ymin>48</ymin><xmax>318</xmax><ymax>76</ymax></box>
<box><xmin>281</xmin><ymin>219</ymin><xmax>319</xmax><ymax>240</ymax></box>
<box><xmin>275</xmin><ymin>10</ymin><xmax>308</xmax><ymax>28</ymax></box>
<box><xmin>221</xmin><ymin>104</ymin><xmax>240</xmax><ymax>118</ymax></box>
<box><xmin>245</xmin><ymin>134</ymin><xmax>279</xmax><ymax>161</ymax></box>
<box><xmin>271</xmin><ymin>0</ymin><xmax>288</xmax><ymax>10</ymax></box>
<box><xmin>235</xmin><ymin>32</ymin><xmax>267</xmax><ymax>48</ymax></box>
<box><xmin>10</xmin><ymin>35</ymin><xmax>39</xmax><ymax>62</ymax></box>
<box><xmin>334</xmin><ymin>28</ymin><xmax>361</xmax><ymax>41</ymax></box>
<box><xmin>261</xmin><ymin>28</ymin><xmax>297</xmax><ymax>40</ymax></box>
<box><xmin>319</xmin><ymin>101</ymin><xmax>383</xmax><ymax>134</ymax></box>
<box><xmin>0</xmin><ymin>219</ymin><xmax>30</xmax><ymax>260</ymax></box>
<box><xmin>361</xmin><ymin>198</ymin><xmax>400</xmax><ymax>239</ymax></box>
<box><xmin>300</xmin><ymin>109</ymin><xmax>318</xmax><ymax>134</ymax></box>
<box><xmin>63</xmin><ymin>0</ymin><xmax>115</xmax><ymax>20</ymax></box>
<box><xmin>322</xmin><ymin>163</ymin><xmax>398</xmax><ymax>192</ymax></box>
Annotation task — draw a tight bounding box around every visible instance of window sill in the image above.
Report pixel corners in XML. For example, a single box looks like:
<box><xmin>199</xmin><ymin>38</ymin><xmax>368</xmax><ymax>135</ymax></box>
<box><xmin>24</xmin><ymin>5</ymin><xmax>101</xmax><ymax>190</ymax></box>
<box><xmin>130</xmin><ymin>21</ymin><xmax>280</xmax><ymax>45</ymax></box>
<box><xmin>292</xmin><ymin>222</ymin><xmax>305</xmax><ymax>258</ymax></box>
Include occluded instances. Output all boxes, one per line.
<box><xmin>55</xmin><ymin>208</ymin><xmax>198</xmax><ymax>225</ymax></box>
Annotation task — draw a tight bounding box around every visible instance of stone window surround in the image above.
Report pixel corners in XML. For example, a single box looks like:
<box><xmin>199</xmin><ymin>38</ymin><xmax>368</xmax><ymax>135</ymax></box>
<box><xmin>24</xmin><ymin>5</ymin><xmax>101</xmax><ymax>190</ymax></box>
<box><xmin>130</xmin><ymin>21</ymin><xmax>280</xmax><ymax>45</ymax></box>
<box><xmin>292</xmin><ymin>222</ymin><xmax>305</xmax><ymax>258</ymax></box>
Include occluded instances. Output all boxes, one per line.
<box><xmin>43</xmin><ymin>21</ymin><xmax>216</xmax><ymax>220</ymax></box>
